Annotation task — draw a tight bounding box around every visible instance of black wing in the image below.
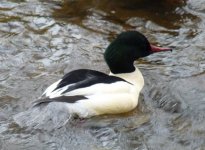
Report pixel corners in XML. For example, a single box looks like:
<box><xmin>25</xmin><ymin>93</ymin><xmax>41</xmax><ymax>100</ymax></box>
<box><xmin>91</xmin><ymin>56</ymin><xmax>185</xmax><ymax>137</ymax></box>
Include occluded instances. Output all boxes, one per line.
<box><xmin>54</xmin><ymin>69</ymin><xmax>130</xmax><ymax>94</ymax></box>
<box><xmin>33</xmin><ymin>95</ymin><xmax>88</xmax><ymax>106</ymax></box>
<box><xmin>55</xmin><ymin>69</ymin><xmax>110</xmax><ymax>90</ymax></box>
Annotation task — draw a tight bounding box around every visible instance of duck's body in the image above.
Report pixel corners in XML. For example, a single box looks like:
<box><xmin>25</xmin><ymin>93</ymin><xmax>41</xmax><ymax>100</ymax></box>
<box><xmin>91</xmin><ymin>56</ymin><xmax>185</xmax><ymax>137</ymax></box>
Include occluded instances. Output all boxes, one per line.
<box><xmin>34</xmin><ymin>31</ymin><xmax>171</xmax><ymax>118</ymax></box>
<box><xmin>34</xmin><ymin>68</ymin><xmax>144</xmax><ymax>118</ymax></box>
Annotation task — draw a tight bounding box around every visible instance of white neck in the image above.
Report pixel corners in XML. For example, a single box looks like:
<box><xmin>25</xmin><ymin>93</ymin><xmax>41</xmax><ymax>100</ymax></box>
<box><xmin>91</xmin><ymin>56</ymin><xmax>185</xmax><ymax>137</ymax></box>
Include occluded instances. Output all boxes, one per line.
<box><xmin>109</xmin><ymin>67</ymin><xmax>144</xmax><ymax>92</ymax></box>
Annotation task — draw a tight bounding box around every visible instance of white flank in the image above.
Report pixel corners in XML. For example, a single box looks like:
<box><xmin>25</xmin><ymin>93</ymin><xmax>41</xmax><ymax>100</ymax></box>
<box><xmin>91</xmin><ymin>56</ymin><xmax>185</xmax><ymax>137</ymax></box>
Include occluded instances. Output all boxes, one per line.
<box><xmin>63</xmin><ymin>79</ymin><xmax>141</xmax><ymax>117</ymax></box>
<box><xmin>64</xmin><ymin>82</ymin><xmax>139</xmax><ymax>117</ymax></box>
<box><xmin>83</xmin><ymin>92</ymin><xmax>139</xmax><ymax>115</ymax></box>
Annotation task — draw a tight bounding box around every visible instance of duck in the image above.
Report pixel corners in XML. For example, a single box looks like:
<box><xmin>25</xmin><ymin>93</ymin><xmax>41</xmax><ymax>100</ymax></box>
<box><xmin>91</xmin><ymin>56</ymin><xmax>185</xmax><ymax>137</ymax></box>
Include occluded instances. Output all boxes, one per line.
<box><xmin>33</xmin><ymin>31</ymin><xmax>172</xmax><ymax>118</ymax></box>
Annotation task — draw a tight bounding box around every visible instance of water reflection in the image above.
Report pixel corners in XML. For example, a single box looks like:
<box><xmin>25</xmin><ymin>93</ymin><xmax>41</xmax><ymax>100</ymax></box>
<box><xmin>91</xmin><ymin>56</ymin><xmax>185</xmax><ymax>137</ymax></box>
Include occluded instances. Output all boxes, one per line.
<box><xmin>53</xmin><ymin>0</ymin><xmax>187</xmax><ymax>29</ymax></box>
<box><xmin>0</xmin><ymin>0</ymin><xmax>205</xmax><ymax>149</ymax></box>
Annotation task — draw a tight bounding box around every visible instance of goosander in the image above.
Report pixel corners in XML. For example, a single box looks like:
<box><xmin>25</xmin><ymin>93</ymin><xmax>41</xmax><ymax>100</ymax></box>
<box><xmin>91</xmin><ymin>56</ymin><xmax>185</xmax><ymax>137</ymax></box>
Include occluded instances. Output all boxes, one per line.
<box><xmin>34</xmin><ymin>31</ymin><xmax>171</xmax><ymax>118</ymax></box>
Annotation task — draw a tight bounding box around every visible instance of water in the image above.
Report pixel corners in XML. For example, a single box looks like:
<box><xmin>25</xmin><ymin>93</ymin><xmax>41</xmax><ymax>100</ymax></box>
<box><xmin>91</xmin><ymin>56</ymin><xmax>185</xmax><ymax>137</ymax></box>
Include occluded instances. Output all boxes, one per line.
<box><xmin>0</xmin><ymin>0</ymin><xmax>205</xmax><ymax>149</ymax></box>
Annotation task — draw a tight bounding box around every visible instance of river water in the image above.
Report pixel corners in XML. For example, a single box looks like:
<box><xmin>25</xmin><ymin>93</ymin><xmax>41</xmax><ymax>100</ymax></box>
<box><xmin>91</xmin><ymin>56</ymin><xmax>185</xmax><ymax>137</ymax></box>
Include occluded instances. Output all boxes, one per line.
<box><xmin>0</xmin><ymin>0</ymin><xmax>205</xmax><ymax>149</ymax></box>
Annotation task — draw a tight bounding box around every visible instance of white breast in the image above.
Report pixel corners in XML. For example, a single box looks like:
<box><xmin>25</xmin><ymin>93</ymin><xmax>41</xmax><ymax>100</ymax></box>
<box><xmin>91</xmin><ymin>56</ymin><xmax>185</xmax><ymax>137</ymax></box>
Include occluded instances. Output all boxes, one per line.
<box><xmin>68</xmin><ymin>82</ymin><xmax>140</xmax><ymax>117</ymax></box>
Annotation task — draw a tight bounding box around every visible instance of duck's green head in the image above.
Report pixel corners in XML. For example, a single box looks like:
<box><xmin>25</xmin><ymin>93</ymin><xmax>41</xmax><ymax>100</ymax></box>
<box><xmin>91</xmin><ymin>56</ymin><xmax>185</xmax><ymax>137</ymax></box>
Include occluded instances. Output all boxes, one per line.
<box><xmin>104</xmin><ymin>31</ymin><xmax>172</xmax><ymax>74</ymax></box>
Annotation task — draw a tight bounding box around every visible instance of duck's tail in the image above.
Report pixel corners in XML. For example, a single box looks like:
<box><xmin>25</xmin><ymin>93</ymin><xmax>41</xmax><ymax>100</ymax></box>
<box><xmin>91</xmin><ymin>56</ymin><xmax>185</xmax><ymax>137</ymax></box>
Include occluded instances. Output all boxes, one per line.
<box><xmin>13</xmin><ymin>102</ymin><xmax>72</xmax><ymax>130</ymax></box>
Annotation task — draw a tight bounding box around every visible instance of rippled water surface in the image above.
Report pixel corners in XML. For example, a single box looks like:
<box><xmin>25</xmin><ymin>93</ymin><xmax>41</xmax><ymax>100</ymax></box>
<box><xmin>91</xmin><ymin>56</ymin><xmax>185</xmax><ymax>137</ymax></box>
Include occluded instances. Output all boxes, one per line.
<box><xmin>0</xmin><ymin>0</ymin><xmax>205</xmax><ymax>149</ymax></box>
